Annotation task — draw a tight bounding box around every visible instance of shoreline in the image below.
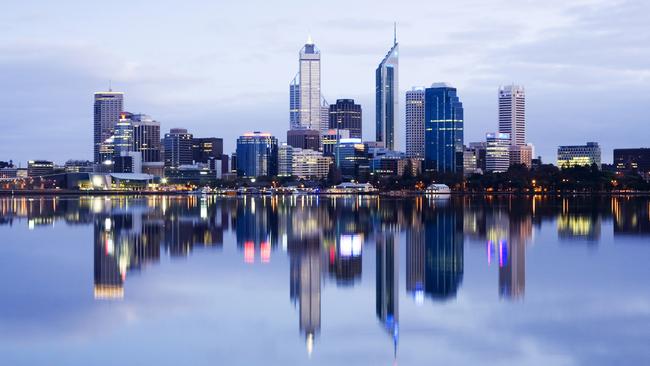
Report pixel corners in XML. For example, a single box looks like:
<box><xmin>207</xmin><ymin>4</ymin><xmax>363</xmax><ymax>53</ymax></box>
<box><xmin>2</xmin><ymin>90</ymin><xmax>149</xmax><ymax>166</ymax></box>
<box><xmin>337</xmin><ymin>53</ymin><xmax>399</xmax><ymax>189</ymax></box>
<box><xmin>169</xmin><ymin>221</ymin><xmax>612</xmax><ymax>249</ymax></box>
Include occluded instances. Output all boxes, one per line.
<box><xmin>1</xmin><ymin>189</ymin><xmax>649</xmax><ymax>197</ymax></box>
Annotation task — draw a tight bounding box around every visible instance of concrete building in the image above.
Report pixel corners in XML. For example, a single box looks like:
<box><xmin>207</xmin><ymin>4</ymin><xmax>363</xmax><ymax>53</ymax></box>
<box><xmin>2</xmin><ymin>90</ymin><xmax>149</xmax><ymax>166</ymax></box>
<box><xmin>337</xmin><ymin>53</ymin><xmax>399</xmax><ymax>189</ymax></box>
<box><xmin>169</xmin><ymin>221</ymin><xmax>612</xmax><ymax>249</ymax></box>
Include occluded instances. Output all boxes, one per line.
<box><xmin>322</xmin><ymin>129</ymin><xmax>350</xmax><ymax>157</ymax></box>
<box><xmin>94</xmin><ymin>91</ymin><xmax>123</xmax><ymax>164</ymax></box>
<box><xmin>27</xmin><ymin>160</ymin><xmax>55</xmax><ymax>177</ymax></box>
<box><xmin>614</xmin><ymin>148</ymin><xmax>650</xmax><ymax>181</ymax></box>
<box><xmin>486</xmin><ymin>133</ymin><xmax>510</xmax><ymax>173</ymax></box>
<box><xmin>509</xmin><ymin>144</ymin><xmax>533</xmax><ymax>168</ymax></box>
<box><xmin>557</xmin><ymin>142</ymin><xmax>601</xmax><ymax>169</ymax></box>
<box><xmin>279</xmin><ymin>144</ymin><xmax>332</xmax><ymax>179</ymax></box>
<box><xmin>290</xmin><ymin>36</ymin><xmax>324</xmax><ymax>132</ymax></box>
<box><xmin>131</xmin><ymin>114</ymin><xmax>161</xmax><ymax>163</ymax></box>
<box><xmin>405</xmin><ymin>87</ymin><xmax>425</xmax><ymax>158</ymax></box>
<box><xmin>498</xmin><ymin>85</ymin><xmax>526</xmax><ymax>147</ymax></box>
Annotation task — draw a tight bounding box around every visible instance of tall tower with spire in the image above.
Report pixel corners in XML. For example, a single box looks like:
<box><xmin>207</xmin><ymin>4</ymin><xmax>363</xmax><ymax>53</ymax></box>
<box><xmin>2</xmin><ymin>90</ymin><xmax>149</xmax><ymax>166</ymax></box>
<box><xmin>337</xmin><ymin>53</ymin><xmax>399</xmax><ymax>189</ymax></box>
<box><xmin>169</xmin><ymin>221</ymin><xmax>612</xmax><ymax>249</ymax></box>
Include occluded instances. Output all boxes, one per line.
<box><xmin>376</xmin><ymin>24</ymin><xmax>400</xmax><ymax>151</ymax></box>
<box><xmin>290</xmin><ymin>36</ymin><xmax>324</xmax><ymax>133</ymax></box>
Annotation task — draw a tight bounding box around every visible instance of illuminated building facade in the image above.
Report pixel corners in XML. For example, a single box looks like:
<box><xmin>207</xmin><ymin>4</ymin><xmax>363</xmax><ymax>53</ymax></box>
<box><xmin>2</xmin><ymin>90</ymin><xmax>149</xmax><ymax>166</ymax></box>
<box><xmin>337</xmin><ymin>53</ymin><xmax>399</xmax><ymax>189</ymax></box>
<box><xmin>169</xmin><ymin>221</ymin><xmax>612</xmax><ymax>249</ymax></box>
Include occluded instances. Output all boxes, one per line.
<box><xmin>329</xmin><ymin>99</ymin><xmax>362</xmax><ymax>139</ymax></box>
<box><xmin>405</xmin><ymin>87</ymin><xmax>425</xmax><ymax>158</ymax></box>
<box><xmin>333</xmin><ymin>138</ymin><xmax>368</xmax><ymax>178</ymax></box>
<box><xmin>94</xmin><ymin>91</ymin><xmax>123</xmax><ymax>164</ymax></box>
<box><xmin>192</xmin><ymin>137</ymin><xmax>223</xmax><ymax>163</ymax></box>
<box><xmin>287</xmin><ymin>129</ymin><xmax>320</xmax><ymax>152</ymax></box>
<box><xmin>614</xmin><ymin>148</ymin><xmax>650</xmax><ymax>181</ymax></box>
<box><xmin>557</xmin><ymin>142</ymin><xmax>601</xmax><ymax>169</ymax></box>
<box><xmin>322</xmin><ymin>129</ymin><xmax>350</xmax><ymax>157</ymax></box>
<box><xmin>424</xmin><ymin>83</ymin><xmax>464</xmax><ymax>173</ymax></box>
<box><xmin>131</xmin><ymin>114</ymin><xmax>161</xmax><ymax>162</ymax></box>
<box><xmin>290</xmin><ymin>37</ymin><xmax>325</xmax><ymax>133</ymax></box>
<box><xmin>236</xmin><ymin>132</ymin><xmax>278</xmax><ymax>177</ymax></box>
<box><xmin>163</xmin><ymin>128</ymin><xmax>193</xmax><ymax>168</ymax></box>
<box><xmin>509</xmin><ymin>144</ymin><xmax>533</xmax><ymax>168</ymax></box>
<box><xmin>27</xmin><ymin>160</ymin><xmax>54</xmax><ymax>177</ymax></box>
<box><xmin>375</xmin><ymin>31</ymin><xmax>399</xmax><ymax>151</ymax></box>
<box><xmin>486</xmin><ymin>133</ymin><xmax>510</xmax><ymax>173</ymax></box>
<box><xmin>498</xmin><ymin>85</ymin><xmax>526</xmax><ymax>146</ymax></box>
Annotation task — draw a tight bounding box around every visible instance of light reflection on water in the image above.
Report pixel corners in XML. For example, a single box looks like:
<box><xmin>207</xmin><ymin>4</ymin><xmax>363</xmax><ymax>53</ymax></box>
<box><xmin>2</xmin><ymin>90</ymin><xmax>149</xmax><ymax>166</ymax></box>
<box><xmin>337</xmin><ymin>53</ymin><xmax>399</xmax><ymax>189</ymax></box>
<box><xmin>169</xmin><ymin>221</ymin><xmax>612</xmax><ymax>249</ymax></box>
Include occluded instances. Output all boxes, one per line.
<box><xmin>0</xmin><ymin>195</ymin><xmax>648</xmax><ymax>365</ymax></box>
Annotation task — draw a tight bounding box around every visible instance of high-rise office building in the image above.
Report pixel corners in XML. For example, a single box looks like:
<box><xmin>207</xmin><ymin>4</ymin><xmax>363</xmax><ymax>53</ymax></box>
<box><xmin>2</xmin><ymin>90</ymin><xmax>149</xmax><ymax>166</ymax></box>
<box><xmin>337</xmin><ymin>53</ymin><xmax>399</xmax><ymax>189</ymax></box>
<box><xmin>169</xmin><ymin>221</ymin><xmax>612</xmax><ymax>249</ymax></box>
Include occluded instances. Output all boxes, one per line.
<box><xmin>192</xmin><ymin>137</ymin><xmax>224</xmax><ymax>163</ymax></box>
<box><xmin>163</xmin><ymin>128</ymin><xmax>193</xmax><ymax>168</ymax></box>
<box><xmin>557</xmin><ymin>142</ymin><xmax>601</xmax><ymax>169</ymax></box>
<box><xmin>498</xmin><ymin>85</ymin><xmax>526</xmax><ymax>146</ymax></box>
<box><xmin>290</xmin><ymin>36</ymin><xmax>323</xmax><ymax>132</ymax></box>
<box><xmin>94</xmin><ymin>91</ymin><xmax>123</xmax><ymax>163</ymax></box>
<box><xmin>236</xmin><ymin>132</ymin><xmax>278</xmax><ymax>177</ymax></box>
<box><xmin>287</xmin><ymin>129</ymin><xmax>320</xmax><ymax>151</ymax></box>
<box><xmin>113</xmin><ymin>113</ymin><xmax>134</xmax><ymax>157</ymax></box>
<box><xmin>424</xmin><ymin>83</ymin><xmax>464</xmax><ymax>173</ymax></box>
<box><xmin>486</xmin><ymin>133</ymin><xmax>511</xmax><ymax>173</ymax></box>
<box><xmin>375</xmin><ymin>29</ymin><xmax>399</xmax><ymax>151</ymax></box>
<box><xmin>329</xmin><ymin>99</ymin><xmax>362</xmax><ymax>139</ymax></box>
<box><xmin>131</xmin><ymin>114</ymin><xmax>161</xmax><ymax>163</ymax></box>
<box><xmin>405</xmin><ymin>87</ymin><xmax>425</xmax><ymax>158</ymax></box>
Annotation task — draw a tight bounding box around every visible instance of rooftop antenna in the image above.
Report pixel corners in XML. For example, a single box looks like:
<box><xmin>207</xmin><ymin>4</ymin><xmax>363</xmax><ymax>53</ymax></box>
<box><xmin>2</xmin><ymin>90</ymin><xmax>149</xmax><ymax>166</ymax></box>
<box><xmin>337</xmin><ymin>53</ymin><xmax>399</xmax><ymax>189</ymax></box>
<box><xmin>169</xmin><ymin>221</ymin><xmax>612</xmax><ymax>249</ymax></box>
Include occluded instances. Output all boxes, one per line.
<box><xmin>108</xmin><ymin>79</ymin><xmax>112</xmax><ymax>92</ymax></box>
<box><xmin>393</xmin><ymin>22</ymin><xmax>397</xmax><ymax>45</ymax></box>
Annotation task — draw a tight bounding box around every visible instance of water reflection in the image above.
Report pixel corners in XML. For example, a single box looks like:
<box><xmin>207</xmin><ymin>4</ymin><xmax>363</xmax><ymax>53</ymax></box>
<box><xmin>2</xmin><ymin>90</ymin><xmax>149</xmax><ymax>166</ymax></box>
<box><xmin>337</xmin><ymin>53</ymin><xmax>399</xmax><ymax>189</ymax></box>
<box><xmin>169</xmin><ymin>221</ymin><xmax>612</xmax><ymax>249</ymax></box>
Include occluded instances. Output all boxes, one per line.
<box><xmin>1</xmin><ymin>194</ymin><xmax>649</xmax><ymax>362</ymax></box>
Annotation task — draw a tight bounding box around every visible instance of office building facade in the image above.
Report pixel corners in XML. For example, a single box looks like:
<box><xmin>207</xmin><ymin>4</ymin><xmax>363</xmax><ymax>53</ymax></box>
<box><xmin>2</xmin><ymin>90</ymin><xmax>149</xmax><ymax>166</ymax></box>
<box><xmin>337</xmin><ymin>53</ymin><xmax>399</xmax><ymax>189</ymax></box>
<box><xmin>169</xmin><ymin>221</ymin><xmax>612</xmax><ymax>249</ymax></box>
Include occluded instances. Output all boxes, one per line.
<box><xmin>236</xmin><ymin>132</ymin><xmax>278</xmax><ymax>177</ymax></box>
<box><xmin>94</xmin><ymin>91</ymin><xmax>123</xmax><ymax>163</ymax></box>
<box><xmin>290</xmin><ymin>37</ymin><xmax>324</xmax><ymax>132</ymax></box>
<box><xmin>279</xmin><ymin>144</ymin><xmax>332</xmax><ymax>179</ymax></box>
<box><xmin>163</xmin><ymin>128</ymin><xmax>194</xmax><ymax>168</ymax></box>
<box><xmin>334</xmin><ymin>138</ymin><xmax>368</xmax><ymax>178</ymax></box>
<box><xmin>375</xmin><ymin>34</ymin><xmax>399</xmax><ymax>151</ymax></box>
<box><xmin>405</xmin><ymin>87</ymin><xmax>425</xmax><ymax>158</ymax></box>
<box><xmin>192</xmin><ymin>137</ymin><xmax>224</xmax><ymax>163</ymax></box>
<box><xmin>131</xmin><ymin>114</ymin><xmax>161</xmax><ymax>162</ymax></box>
<box><xmin>27</xmin><ymin>160</ymin><xmax>55</xmax><ymax>177</ymax></box>
<box><xmin>498</xmin><ymin>85</ymin><xmax>526</xmax><ymax>146</ymax></box>
<box><xmin>557</xmin><ymin>142</ymin><xmax>601</xmax><ymax>168</ymax></box>
<box><xmin>509</xmin><ymin>144</ymin><xmax>533</xmax><ymax>168</ymax></box>
<box><xmin>287</xmin><ymin>129</ymin><xmax>320</xmax><ymax>152</ymax></box>
<box><xmin>322</xmin><ymin>129</ymin><xmax>350</xmax><ymax>157</ymax></box>
<box><xmin>329</xmin><ymin>99</ymin><xmax>362</xmax><ymax>139</ymax></box>
<box><xmin>424</xmin><ymin>83</ymin><xmax>464</xmax><ymax>173</ymax></box>
<box><xmin>486</xmin><ymin>133</ymin><xmax>511</xmax><ymax>173</ymax></box>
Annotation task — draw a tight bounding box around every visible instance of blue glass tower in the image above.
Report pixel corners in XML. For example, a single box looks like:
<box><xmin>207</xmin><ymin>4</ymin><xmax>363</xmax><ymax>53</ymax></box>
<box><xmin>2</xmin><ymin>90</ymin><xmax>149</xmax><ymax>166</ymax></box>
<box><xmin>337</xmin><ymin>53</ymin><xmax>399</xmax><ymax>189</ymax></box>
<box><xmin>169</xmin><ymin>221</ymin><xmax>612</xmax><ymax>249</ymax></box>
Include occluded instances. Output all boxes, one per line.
<box><xmin>424</xmin><ymin>83</ymin><xmax>464</xmax><ymax>173</ymax></box>
<box><xmin>236</xmin><ymin>132</ymin><xmax>278</xmax><ymax>177</ymax></box>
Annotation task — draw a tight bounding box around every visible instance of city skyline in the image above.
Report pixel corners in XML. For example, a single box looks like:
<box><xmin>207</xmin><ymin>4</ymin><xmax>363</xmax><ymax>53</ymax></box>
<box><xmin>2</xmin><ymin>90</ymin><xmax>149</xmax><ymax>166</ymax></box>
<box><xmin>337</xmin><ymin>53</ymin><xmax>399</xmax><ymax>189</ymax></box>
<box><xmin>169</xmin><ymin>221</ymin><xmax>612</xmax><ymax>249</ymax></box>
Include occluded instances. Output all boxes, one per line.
<box><xmin>1</xmin><ymin>0</ymin><xmax>649</xmax><ymax>165</ymax></box>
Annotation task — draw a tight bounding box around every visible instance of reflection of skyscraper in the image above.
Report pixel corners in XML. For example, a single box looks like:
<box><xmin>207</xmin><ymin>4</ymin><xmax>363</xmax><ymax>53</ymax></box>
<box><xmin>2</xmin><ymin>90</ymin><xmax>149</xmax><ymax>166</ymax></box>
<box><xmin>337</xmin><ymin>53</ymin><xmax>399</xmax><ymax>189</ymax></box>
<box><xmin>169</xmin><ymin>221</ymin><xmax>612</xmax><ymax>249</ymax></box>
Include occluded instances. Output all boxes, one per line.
<box><xmin>327</xmin><ymin>234</ymin><xmax>363</xmax><ymax>286</ymax></box>
<box><xmin>498</xmin><ymin>240</ymin><xmax>525</xmax><ymax>300</ymax></box>
<box><xmin>424</xmin><ymin>207</ymin><xmax>464</xmax><ymax>299</ymax></box>
<box><xmin>288</xmin><ymin>235</ymin><xmax>321</xmax><ymax>355</ymax></box>
<box><xmin>94</xmin><ymin>216</ymin><xmax>124</xmax><ymax>299</ymax></box>
<box><xmin>376</xmin><ymin>232</ymin><xmax>398</xmax><ymax>355</ymax></box>
<box><xmin>406</xmin><ymin>225</ymin><xmax>425</xmax><ymax>303</ymax></box>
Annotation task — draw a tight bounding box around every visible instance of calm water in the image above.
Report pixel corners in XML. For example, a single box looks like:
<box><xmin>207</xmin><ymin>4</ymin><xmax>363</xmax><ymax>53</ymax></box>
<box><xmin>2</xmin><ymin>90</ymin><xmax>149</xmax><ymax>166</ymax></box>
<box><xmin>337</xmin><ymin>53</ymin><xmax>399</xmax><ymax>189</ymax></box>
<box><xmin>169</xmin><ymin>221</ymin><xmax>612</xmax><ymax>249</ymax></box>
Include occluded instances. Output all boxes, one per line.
<box><xmin>0</xmin><ymin>195</ymin><xmax>648</xmax><ymax>365</ymax></box>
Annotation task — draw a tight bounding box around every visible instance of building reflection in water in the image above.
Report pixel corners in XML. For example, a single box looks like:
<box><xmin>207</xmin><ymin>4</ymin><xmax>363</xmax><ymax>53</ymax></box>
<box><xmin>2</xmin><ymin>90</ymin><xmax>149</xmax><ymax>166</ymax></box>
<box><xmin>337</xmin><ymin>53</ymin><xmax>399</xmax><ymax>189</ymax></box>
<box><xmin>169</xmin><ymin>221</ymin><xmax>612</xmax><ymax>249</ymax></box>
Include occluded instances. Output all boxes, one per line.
<box><xmin>376</xmin><ymin>231</ymin><xmax>398</xmax><ymax>357</ymax></box>
<box><xmin>3</xmin><ymin>195</ymin><xmax>650</xmax><ymax>359</ymax></box>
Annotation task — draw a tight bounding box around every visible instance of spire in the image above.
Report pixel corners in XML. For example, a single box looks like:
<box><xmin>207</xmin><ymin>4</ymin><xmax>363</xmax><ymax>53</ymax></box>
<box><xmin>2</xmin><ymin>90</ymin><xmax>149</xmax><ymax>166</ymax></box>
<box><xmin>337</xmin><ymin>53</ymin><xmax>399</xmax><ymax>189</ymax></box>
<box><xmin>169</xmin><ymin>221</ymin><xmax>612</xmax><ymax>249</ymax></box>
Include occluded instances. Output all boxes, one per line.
<box><xmin>306</xmin><ymin>34</ymin><xmax>314</xmax><ymax>45</ymax></box>
<box><xmin>393</xmin><ymin>22</ymin><xmax>397</xmax><ymax>45</ymax></box>
<box><xmin>108</xmin><ymin>79</ymin><xmax>112</xmax><ymax>92</ymax></box>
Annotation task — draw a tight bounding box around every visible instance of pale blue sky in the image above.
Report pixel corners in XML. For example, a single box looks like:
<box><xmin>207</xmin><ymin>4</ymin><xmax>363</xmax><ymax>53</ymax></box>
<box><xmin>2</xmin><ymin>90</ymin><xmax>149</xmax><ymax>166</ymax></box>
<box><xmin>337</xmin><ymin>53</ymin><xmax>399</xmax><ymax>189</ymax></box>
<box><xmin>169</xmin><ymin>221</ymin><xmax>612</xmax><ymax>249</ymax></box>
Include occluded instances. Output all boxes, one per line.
<box><xmin>1</xmin><ymin>0</ymin><xmax>648</xmax><ymax>165</ymax></box>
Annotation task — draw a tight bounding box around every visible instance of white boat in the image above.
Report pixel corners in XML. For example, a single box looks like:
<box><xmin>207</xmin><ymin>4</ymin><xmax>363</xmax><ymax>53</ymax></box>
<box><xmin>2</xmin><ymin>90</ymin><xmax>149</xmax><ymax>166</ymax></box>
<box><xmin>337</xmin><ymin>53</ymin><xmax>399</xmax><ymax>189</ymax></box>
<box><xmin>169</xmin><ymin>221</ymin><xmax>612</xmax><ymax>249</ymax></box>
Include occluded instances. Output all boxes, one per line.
<box><xmin>425</xmin><ymin>184</ymin><xmax>451</xmax><ymax>194</ymax></box>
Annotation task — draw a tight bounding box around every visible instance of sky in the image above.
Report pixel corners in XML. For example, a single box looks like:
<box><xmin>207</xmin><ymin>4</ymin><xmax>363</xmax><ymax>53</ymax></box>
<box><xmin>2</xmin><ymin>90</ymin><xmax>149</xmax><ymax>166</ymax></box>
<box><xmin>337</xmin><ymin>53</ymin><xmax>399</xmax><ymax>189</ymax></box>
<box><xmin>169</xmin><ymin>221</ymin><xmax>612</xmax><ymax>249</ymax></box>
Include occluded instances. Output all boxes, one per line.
<box><xmin>0</xmin><ymin>0</ymin><xmax>648</xmax><ymax>166</ymax></box>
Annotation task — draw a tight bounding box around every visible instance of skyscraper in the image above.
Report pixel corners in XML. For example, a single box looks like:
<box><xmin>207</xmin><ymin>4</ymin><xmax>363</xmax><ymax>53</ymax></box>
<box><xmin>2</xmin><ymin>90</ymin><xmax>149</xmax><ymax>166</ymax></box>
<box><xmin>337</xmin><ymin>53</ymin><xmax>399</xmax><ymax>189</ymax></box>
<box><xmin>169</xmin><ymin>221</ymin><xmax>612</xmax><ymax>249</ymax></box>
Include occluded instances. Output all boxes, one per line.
<box><xmin>498</xmin><ymin>85</ymin><xmax>526</xmax><ymax>146</ymax></box>
<box><xmin>290</xmin><ymin>36</ymin><xmax>323</xmax><ymax>132</ymax></box>
<box><xmin>113</xmin><ymin>113</ymin><xmax>134</xmax><ymax>157</ymax></box>
<box><xmin>329</xmin><ymin>99</ymin><xmax>362</xmax><ymax>139</ymax></box>
<box><xmin>236</xmin><ymin>132</ymin><xmax>279</xmax><ymax>177</ymax></box>
<box><xmin>375</xmin><ymin>28</ymin><xmax>399</xmax><ymax>151</ymax></box>
<box><xmin>163</xmin><ymin>128</ymin><xmax>193</xmax><ymax>168</ymax></box>
<box><xmin>94</xmin><ymin>91</ymin><xmax>123</xmax><ymax>164</ymax></box>
<box><xmin>405</xmin><ymin>87</ymin><xmax>425</xmax><ymax>158</ymax></box>
<box><xmin>131</xmin><ymin>114</ymin><xmax>161</xmax><ymax>163</ymax></box>
<box><xmin>424</xmin><ymin>83</ymin><xmax>464</xmax><ymax>173</ymax></box>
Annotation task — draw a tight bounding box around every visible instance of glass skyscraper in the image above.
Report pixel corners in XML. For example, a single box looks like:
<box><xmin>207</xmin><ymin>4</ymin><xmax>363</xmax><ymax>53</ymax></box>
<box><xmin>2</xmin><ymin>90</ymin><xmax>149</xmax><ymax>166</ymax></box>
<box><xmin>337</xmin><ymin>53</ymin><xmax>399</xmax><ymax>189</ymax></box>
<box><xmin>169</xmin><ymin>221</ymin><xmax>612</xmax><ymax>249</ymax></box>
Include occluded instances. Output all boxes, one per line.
<box><xmin>290</xmin><ymin>36</ymin><xmax>324</xmax><ymax>132</ymax></box>
<box><xmin>424</xmin><ymin>83</ymin><xmax>464</xmax><ymax>173</ymax></box>
<box><xmin>236</xmin><ymin>132</ymin><xmax>279</xmax><ymax>177</ymax></box>
<box><xmin>375</xmin><ymin>32</ymin><xmax>399</xmax><ymax>151</ymax></box>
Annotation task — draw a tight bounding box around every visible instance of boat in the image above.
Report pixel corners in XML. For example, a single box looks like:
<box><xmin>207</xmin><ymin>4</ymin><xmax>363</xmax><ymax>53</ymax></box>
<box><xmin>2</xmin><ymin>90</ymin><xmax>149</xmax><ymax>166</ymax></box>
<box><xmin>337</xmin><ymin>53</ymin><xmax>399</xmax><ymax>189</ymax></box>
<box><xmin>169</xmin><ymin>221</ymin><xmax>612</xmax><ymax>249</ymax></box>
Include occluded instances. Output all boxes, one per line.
<box><xmin>425</xmin><ymin>183</ymin><xmax>451</xmax><ymax>194</ymax></box>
